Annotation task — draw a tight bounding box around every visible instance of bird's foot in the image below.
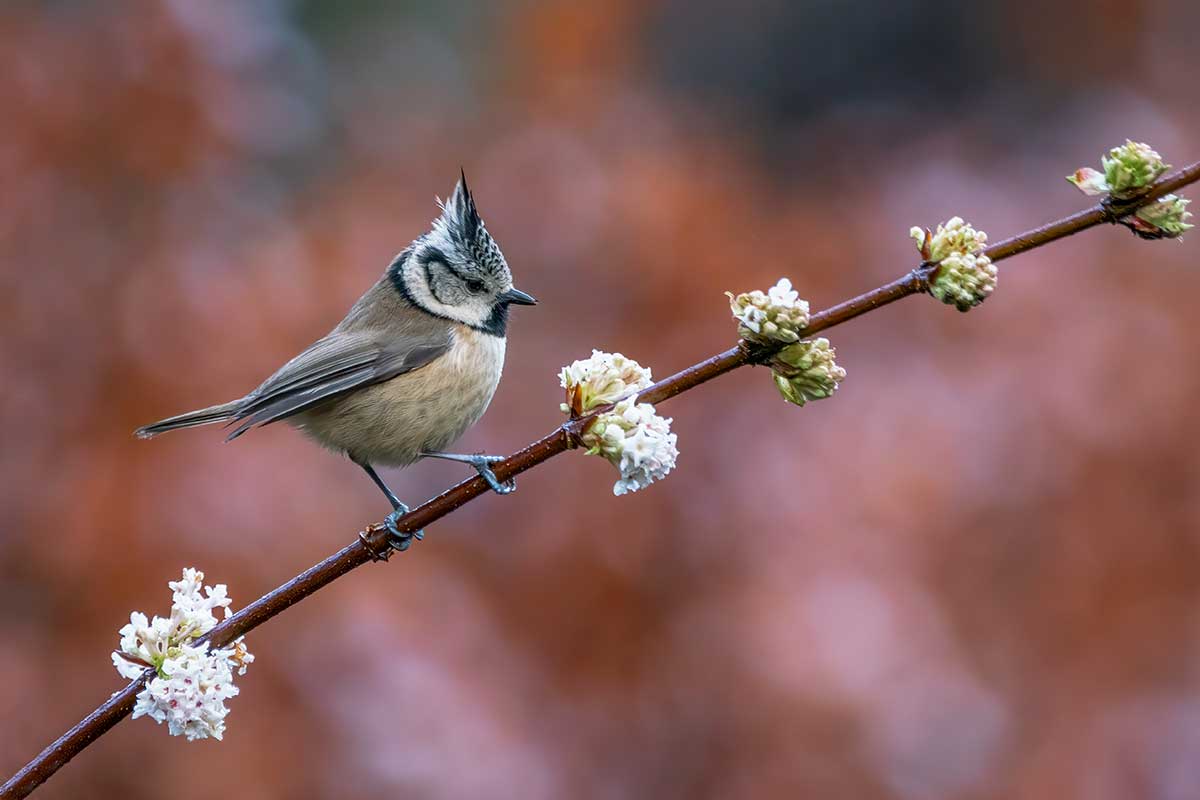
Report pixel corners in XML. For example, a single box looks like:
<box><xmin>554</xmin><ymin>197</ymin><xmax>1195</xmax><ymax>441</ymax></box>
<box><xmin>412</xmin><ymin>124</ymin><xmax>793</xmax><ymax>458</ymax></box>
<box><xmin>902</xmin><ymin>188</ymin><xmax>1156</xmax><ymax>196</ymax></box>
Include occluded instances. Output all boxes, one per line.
<box><xmin>465</xmin><ymin>455</ymin><xmax>516</xmax><ymax>495</ymax></box>
<box><xmin>382</xmin><ymin>503</ymin><xmax>425</xmax><ymax>552</ymax></box>
<box><xmin>420</xmin><ymin>452</ymin><xmax>516</xmax><ymax>495</ymax></box>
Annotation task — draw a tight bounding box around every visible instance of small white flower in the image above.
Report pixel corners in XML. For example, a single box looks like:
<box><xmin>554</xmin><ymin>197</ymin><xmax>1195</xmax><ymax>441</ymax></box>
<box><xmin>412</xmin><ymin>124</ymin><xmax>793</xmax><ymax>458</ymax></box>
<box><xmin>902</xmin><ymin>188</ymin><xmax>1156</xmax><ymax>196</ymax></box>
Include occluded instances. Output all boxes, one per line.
<box><xmin>559</xmin><ymin>350</ymin><xmax>653</xmax><ymax>416</ymax></box>
<box><xmin>771</xmin><ymin>338</ymin><xmax>846</xmax><ymax>406</ymax></box>
<box><xmin>230</xmin><ymin>640</ymin><xmax>255</xmax><ymax>676</ymax></box>
<box><xmin>620</xmin><ymin>426</ymin><xmax>662</xmax><ymax>471</ymax></box>
<box><xmin>114</xmin><ymin>567</ymin><xmax>253</xmax><ymax>741</ymax></box>
<box><xmin>911</xmin><ymin>217</ymin><xmax>997</xmax><ymax>311</ymax></box>
<box><xmin>580</xmin><ymin>396</ymin><xmax>679</xmax><ymax>495</ymax></box>
<box><xmin>727</xmin><ymin>278</ymin><xmax>811</xmax><ymax>345</ymax></box>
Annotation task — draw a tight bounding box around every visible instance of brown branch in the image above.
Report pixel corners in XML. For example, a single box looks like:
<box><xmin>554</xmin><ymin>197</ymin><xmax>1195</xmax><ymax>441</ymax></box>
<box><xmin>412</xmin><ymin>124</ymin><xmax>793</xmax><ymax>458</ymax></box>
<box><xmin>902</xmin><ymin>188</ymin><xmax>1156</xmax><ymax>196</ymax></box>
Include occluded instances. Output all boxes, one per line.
<box><xmin>5</xmin><ymin>160</ymin><xmax>1199</xmax><ymax>800</ymax></box>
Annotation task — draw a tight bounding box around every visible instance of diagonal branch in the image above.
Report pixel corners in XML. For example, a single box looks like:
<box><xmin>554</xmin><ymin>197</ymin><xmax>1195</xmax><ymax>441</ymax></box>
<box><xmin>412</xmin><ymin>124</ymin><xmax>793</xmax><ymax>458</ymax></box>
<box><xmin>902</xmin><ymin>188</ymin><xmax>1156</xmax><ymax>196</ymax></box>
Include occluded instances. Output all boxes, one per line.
<box><xmin>4</xmin><ymin>159</ymin><xmax>1199</xmax><ymax>800</ymax></box>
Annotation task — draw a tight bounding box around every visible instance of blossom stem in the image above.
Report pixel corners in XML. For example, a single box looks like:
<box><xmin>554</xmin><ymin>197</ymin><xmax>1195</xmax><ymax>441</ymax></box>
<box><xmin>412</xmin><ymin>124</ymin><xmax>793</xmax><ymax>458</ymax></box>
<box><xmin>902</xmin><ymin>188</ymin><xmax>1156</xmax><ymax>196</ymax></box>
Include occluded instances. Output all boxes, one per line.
<box><xmin>4</xmin><ymin>159</ymin><xmax>1200</xmax><ymax>800</ymax></box>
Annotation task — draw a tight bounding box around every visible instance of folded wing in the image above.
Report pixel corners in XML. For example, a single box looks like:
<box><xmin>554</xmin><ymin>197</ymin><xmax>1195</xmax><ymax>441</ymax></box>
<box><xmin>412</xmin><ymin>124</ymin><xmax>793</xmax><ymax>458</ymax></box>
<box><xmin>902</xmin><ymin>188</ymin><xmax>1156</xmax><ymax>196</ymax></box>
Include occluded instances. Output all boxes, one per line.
<box><xmin>225</xmin><ymin>330</ymin><xmax>451</xmax><ymax>440</ymax></box>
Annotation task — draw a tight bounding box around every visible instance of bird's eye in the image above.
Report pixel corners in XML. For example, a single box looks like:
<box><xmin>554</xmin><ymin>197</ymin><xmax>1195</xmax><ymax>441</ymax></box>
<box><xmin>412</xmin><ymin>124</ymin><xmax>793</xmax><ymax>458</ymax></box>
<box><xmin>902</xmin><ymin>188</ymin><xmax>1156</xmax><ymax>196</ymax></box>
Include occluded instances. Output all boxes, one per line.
<box><xmin>465</xmin><ymin>279</ymin><xmax>486</xmax><ymax>294</ymax></box>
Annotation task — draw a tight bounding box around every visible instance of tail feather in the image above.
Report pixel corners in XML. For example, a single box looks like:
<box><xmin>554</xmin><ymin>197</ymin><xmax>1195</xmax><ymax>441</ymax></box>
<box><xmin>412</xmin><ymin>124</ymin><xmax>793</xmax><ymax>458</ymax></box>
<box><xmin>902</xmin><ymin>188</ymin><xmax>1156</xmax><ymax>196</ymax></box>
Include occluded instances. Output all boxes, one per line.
<box><xmin>134</xmin><ymin>401</ymin><xmax>240</xmax><ymax>439</ymax></box>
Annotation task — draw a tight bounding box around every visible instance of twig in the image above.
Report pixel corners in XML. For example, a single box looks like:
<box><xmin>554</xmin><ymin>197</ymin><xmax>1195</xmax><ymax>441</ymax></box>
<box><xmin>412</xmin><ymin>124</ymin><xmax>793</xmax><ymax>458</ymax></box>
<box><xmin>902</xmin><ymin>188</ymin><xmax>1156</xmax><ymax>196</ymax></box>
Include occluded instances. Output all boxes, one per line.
<box><xmin>4</xmin><ymin>160</ymin><xmax>1199</xmax><ymax>800</ymax></box>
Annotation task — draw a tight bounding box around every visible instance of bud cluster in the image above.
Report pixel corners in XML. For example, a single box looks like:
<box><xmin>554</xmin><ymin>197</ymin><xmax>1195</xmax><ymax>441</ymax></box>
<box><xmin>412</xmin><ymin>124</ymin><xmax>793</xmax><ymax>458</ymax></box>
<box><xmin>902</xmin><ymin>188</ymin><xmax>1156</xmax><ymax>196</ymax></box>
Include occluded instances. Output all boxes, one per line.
<box><xmin>723</xmin><ymin>278</ymin><xmax>847</xmax><ymax>407</ymax></box>
<box><xmin>911</xmin><ymin>217</ymin><xmax>997</xmax><ymax>311</ymax></box>
<box><xmin>559</xmin><ymin>350</ymin><xmax>653</xmax><ymax>417</ymax></box>
<box><xmin>771</xmin><ymin>338</ymin><xmax>846</xmax><ymax>406</ymax></box>
<box><xmin>1068</xmin><ymin>140</ymin><xmax>1191</xmax><ymax>238</ymax></box>
<box><xmin>727</xmin><ymin>278</ymin><xmax>811</xmax><ymax>345</ymax></box>
<box><xmin>1131</xmin><ymin>194</ymin><xmax>1193</xmax><ymax>238</ymax></box>
<box><xmin>1105</xmin><ymin>140</ymin><xmax>1168</xmax><ymax>198</ymax></box>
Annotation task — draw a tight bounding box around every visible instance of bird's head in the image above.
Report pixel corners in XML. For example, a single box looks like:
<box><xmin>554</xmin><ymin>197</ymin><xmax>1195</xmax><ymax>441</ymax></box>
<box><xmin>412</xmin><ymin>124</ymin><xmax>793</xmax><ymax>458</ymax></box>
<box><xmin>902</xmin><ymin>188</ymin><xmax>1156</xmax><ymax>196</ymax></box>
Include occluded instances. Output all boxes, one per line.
<box><xmin>393</xmin><ymin>172</ymin><xmax>536</xmax><ymax>335</ymax></box>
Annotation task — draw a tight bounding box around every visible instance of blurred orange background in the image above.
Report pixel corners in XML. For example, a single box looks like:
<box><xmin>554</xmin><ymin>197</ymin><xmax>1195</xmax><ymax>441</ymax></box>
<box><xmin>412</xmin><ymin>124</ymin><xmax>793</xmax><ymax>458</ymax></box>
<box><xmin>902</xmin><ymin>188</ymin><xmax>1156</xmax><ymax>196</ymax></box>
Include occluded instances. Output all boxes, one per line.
<box><xmin>2</xmin><ymin>1</ymin><xmax>1200</xmax><ymax>798</ymax></box>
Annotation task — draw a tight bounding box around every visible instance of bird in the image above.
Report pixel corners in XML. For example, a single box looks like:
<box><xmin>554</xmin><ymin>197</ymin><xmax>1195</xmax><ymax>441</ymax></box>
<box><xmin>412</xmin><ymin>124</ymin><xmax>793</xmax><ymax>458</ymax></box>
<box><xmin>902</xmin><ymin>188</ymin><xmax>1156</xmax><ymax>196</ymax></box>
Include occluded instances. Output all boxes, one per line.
<box><xmin>135</xmin><ymin>172</ymin><xmax>536</xmax><ymax>550</ymax></box>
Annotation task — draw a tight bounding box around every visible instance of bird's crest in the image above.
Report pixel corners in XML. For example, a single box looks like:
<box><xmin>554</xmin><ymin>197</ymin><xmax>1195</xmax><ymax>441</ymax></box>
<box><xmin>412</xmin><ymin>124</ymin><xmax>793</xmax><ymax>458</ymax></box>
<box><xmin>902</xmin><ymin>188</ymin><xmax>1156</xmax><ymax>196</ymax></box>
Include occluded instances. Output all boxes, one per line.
<box><xmin>432</xmin><ymin>170</ymin><xmax>509</xmax><ymax>281</ymax></box>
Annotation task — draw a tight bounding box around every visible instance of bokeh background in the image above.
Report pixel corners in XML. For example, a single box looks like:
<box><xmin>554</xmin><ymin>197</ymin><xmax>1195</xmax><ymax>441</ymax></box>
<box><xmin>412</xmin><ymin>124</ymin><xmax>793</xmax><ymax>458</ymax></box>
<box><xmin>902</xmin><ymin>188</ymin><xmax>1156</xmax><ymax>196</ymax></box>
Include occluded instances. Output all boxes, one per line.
<box><xmin>3</xmin><ymin>1</ymin><xmax>1200</xmax><ymax>798</ymax></box>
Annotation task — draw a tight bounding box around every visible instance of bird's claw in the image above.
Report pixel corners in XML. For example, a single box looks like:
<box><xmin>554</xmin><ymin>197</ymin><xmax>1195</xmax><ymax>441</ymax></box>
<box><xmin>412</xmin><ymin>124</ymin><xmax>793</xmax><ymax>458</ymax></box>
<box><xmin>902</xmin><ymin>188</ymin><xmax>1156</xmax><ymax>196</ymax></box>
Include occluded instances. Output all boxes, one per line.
<box><xmin>383</xmin><ymin>504</ymin><xmax>424</xmax><ymax>552</ymax></box>
<box><xmin>418</xmin><ymin>451</ymin><xmax>517</xmax><ymax>495</ymax></box>
<box><xmin>469</xmin><ymin>455</ymin><xmax>516</xmax><ymax>495</ymax></box>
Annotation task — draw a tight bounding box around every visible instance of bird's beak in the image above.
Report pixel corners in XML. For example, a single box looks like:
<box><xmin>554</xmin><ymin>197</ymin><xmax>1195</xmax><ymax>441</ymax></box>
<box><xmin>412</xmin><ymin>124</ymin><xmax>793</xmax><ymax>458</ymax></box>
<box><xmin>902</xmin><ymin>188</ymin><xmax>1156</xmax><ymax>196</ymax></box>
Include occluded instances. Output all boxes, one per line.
<box><xmin>501</xmin><ymin>288</ymin><xmax>537</xmax><ymax>306</ymax></box>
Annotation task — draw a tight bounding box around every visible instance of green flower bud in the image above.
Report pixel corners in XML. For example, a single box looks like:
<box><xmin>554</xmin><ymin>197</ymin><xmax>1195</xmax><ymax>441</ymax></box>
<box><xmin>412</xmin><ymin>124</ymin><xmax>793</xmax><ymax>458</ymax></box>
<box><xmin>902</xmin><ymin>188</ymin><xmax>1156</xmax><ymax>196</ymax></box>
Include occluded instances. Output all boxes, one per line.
<box><xmin>1102</xmin><ymin>140</ymin><xmax>1169</xmax><ymax>199</ymax></box>
<box><xmin>1132</xmin><ymin>194</ymin><xmax>1193</xmax><ymax>238</ymax></box>
<box><xmin>770</xmin><ymin>338</ymin><xmax>846</xmax><ymax>406</ymax></box>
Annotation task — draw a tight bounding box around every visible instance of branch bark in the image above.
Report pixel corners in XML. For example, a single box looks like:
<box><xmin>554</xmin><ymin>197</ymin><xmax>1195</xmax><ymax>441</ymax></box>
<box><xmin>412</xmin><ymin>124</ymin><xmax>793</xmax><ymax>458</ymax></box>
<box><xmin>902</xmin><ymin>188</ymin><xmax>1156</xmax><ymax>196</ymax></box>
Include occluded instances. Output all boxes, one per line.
<box><xmin>5</xmin><ymin>160</ymin><xmax>1199</xmax><ymax>800</ymax></box>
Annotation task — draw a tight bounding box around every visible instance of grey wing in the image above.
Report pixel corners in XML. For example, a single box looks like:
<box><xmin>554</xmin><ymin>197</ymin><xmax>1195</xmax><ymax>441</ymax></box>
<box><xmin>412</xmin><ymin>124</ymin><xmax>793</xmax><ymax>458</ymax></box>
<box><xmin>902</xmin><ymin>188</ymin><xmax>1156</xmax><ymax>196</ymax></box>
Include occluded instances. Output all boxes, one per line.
<box><xmin>225</xmin><ymin>330</ymin><xmax>451</xmax><ymax>441</ymax></box>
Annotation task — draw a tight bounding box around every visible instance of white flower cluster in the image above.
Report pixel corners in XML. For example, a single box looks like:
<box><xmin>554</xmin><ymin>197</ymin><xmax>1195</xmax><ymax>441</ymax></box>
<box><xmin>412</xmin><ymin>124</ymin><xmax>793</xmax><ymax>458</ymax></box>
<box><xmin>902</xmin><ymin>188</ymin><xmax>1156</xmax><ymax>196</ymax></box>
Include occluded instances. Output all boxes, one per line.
<box><xmin>559</xmin><ymin>350</ymin><xmax>653</xmax><ymax>416</ymax></box>
<box><xmin>771</xmin><ymin>338</ymin><xmax>846</xmax><ymax>406</ymax></box>
<box><xmin>113</xmin><ymin>568</ymin><xmax>253</xmax><ymax>741</ymax></box>
<box><xmin>1069</xmin><ymin>140</ymin><xmax>1169</xmax><ymax>199</ymax></box>
<box><xmin>911</xmin><ymin>217</ymin><xmax>997</xmax><ymax>312</ymax></box>
<box><xmin>130</xmin><ymin>641</ymin><xmax>247</xmax><ymax>741</ymax></box>
<box><xmin>581</xmin><ymin>396</ymin><xmax>679</xmax><ymax>495</ymax></box>
<box><xmin>726</xmin><ymin>278</ymin><xmax>811</xmax><ymax>344</ymax></box>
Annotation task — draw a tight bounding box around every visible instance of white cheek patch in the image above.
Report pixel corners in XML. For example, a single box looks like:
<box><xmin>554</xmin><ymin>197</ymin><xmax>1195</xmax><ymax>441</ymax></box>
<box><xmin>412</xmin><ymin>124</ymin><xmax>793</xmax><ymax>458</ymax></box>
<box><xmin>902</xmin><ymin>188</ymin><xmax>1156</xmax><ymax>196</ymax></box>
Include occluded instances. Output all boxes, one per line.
<box><xmin>402</xmin><ymin>259</ymin><xmax>492</xmax><ymax>328</ymax></box>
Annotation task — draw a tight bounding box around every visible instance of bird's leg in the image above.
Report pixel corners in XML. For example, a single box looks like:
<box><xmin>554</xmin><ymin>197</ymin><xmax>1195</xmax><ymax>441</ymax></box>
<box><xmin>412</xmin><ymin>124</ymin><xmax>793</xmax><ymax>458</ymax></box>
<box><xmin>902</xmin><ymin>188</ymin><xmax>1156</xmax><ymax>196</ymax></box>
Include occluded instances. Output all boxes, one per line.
<box><xmin>420</xmin><ymin>452</ymin><xmax>516</xmax><ymax>495</ymax></box>
<box><xmin>356</xmin><ymin>461</ymin><xmax>424</xmax><ymax>551</ymax></box>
